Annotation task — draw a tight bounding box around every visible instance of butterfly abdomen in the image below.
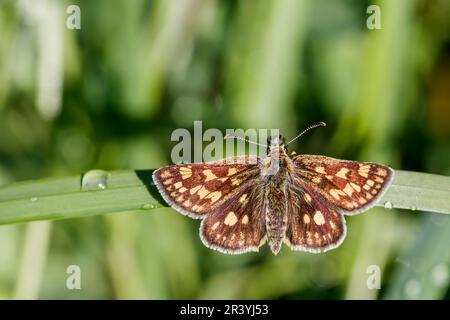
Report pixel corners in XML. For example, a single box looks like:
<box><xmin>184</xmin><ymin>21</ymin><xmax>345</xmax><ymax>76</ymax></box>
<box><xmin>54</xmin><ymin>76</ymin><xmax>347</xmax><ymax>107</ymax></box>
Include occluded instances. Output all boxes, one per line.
<box><xmin>264</xmin><ymin>177</ymin><xmax>288</xmax><ymax>255</ymax></box>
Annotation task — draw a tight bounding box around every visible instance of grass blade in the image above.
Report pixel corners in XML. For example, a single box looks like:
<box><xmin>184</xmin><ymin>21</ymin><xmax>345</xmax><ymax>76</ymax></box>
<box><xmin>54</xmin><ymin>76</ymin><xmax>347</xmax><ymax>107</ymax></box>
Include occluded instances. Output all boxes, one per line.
<box><xmin>0</xmin><ymin>169</ymin><xmax>448</xmax><ymax>225</ymax></box>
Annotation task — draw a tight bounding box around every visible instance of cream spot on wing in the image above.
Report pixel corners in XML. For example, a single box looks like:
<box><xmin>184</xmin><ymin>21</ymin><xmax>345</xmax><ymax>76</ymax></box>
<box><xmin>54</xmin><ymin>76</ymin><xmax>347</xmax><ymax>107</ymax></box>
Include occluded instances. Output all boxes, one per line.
<box><xmin>211</xmin><ymin>221</ymin><xmax>220</xmax><ymax>231</ymax></box>
<box><xmin>363</xmin><ymin>184</ymin><xmax>371</xmax><ymax>191</ymax></box>
<box><xmin>315</xmin><ymin>166</ymin><xmax>326</xmax><ymax>174</ymax></box>
<box><xmin>190</xmin><ymin>185</ymin><xmax>202</xmax><ymax>195</ymax></box>
<box><xmin>313</xmin><ymin>211</ymin><xmax>325</xmax><ymax>225</ymax></box>
<box><xmin>377</xmin><ymin>168</ymin><xmax>388</xmax><ymax>177</ymax></box>
<box><xmin>227</xmin><ymin>168</ymin><xmax>238</xmax><ymax>176</ymax></box>
<box><xmin>284</xmin><ymin>237</ymin><xmax>292</xmax><ymax>247</ymax></box>
<box><xmin>358</xmin><ymin>198</ymin><xmax>367</xmax><ymax>204</ymax></box>
<box><xmin>180</xmin><ymin>167</ymin><xmax>192</xmax><ymax>179</ymax></box>
<box><xmin>358</xmin><ymin>171</ymin><xmax>369</xmax><ymax>178</ymax></box>
<box><xmin>375</xmin><ymin>176</ymin><xmax>384</xmax><ymax>183</ymax></box>
<box><xmin>375</xmin><ymin>184</ymin><xmax>381</xmax><ymax>189</ymax></box>
<box><xmin>160</xmin><ymin>171</ymin><xmax>172</xmax><ymax>179</ymax></box>
<box><xmin>241</xmin><ymin>215</ymin><xmax>249</xmax><ymax>224</ymax></box>
<box><xmin>371</xmin><ymin>189</ymin><xmax>378</xmax><ymax>195</ymax></box>
<box><xmin>175</xmin><ymin>195</ymin><xmax>184</xmax><ymax>203</ymax></box>
<box><xmin>366</xmin><ymin>192</ymin><xmax>373</xmax><ymax>200</ymax></box>
<box><xmin>197</xmin><ymin>186</ymin><xmax>209</xmax><ymax>199</ymax></box>
<box><xmin>343</xmin><ymin>183</ymin><xmax>354</xmax><ymax>196</ymax></box>
<box><xmin>239</xmin><ymin>194</ymin><xmax>248</xmax><ymax>204</ymax></box>
<box><xmin>350</xmin><ymin>182</ymin><xmax>361</xmax><ymax>192</ymax></box>
<box><xmin>312</xmin><ymin>176</ymin><xmax>321</xmax><ymax>184</ymax></box>
<box><xmin>359</xmin><ymin>164</ymin><xmax>371</xmax><ymax>171</ymax></box>
<box><xmin>367</xmin><ymin>179</ymin><xmax>375</xmax><ymax>186</ymax></box>
<box><xmin>314</xmin><ymin>232</ymin><xmax>319</xmax><ymax>239</ymax></box>
<box><xmin>163</xmin><ymin>178</ymin><xmax>173</xmax><ymax>185</ymax></box>
<box><xmin>170</xmin><ymin>191</ymin><xmax>177</xmax><ymax>197</ymax></box>
<box><xmin>304</xmin><ymin>193</ymin><xmax>312</xmax><ymax>203</ymax></box>
<box><xmin>231</xmin><ymin>178</ymin><xmax>241</xmax><ymax>186</ymax></box>
<box><xmin>303</xmin><ymin>214</ymin><xmax>310</xmax><ymax>224</ymax></box>
<box><xmin>183</xmin><ymin>199</ymin><xmax>191</xmax><ymax>207</ymax></box>
<box><xmin>206</xmin><ymin>191</ymin><xmax>222</xmax><ymax>203</ymax></box>
<box><xmin>330</xmin><ymin>221</ymin><xmax>336</xmax><ymax>229</ymax></box>
<box><xmin>259</xmin><ymin>237</ymin><xmax>267</xmax><ymax>246</ymax></box>
<box><xmin>179</xmin><ymin>187</ymin><xmax>188</xmax><ymax>193</ymax></box>
<box><xmin>330</xmin><ymin>189</ymin><xmax>340</xmax><ymax>200</ymax></box>
<box><xmin>224</xmin><ymin>211</ymin><xmax>238</xmax><ymax>226</ymax></box>
<box><xmin>203</xmin><ymin>169</ymin><xmax>217</xmax><ymax>182</ymax></box>
<box><xmin>174</xmin><ymin>181</ymin><xmax>183</xmax><ymax>189</ymax></box>
<box><xmin>343</xmin><ymin>201</ymin><xmax>353</xmax><ymax>209</ymax></box>
<box><xmin>336</xmin><ymin>168</ymin><xmax>349</xmax><ymax>179</ymax></box>
<box><xmin>358</xmin><ymin>165</ymin><xmax>370</xmax><ymax>177</ymax></box>
<box><xmin>219</xmin><ymin>177</ymin><xmax>228</xmax><ymax>182</ymax></box>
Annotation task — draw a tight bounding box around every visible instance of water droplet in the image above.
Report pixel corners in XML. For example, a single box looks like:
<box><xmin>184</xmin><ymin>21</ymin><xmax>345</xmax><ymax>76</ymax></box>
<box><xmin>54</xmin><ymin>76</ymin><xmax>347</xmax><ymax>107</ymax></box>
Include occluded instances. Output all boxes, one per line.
<box><xmin>30</xmin><ymin>197</ymin><xmax>38</xmax><ymax>202</ymax></box>
<box><xmin>384</xmin><ymin>201</ymin><xmax>393</xmax><ymax>209</ymax></box>
<box><xmin>404</xmin><ymin>279</ymin><xmax>421</xmax><ymax>298</ymax></box>
<box><xmin>431</xmin><ymin>263</ymin><xmax>449</xmax><ymax>287</ymax></box>
<box><xmin>142</xmin><ymin>203</ymin><xmax>158</xmax><ymax>210</ymax></box>
<box><xmin>81</xmin><ymin>170</ymin><xmax>109</xmax><ymax>191</ymax></box>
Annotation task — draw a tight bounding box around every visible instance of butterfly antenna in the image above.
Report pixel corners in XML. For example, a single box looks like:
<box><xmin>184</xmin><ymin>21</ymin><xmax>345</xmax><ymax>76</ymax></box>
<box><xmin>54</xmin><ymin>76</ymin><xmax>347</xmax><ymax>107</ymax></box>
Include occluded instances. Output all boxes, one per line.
<box><xmin>286</xmin><ymin>121</ymin><xmax>326</xmax><ymax>146</ymax></box>
<box><xmin>224</xmin><ymin>133</ymin><xmax>267</xmax><ymax>147</ymax></box>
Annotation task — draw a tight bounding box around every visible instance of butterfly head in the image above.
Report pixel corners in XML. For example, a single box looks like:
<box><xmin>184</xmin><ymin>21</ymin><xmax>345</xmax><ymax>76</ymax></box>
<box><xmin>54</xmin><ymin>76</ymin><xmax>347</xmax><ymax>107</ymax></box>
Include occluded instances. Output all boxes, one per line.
<box><xmin>267</xmin><ymin>134</ymin><xmax>288</xmax><ymax>155</ymax></box>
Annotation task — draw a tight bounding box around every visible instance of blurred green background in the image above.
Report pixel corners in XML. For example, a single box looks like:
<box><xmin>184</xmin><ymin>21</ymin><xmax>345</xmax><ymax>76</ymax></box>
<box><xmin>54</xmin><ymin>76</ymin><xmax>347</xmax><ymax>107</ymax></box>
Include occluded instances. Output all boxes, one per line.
<box><xmin>0</xmin><ymin>0</ymin><xmax>449</xmax><ymax>299</ymax></box>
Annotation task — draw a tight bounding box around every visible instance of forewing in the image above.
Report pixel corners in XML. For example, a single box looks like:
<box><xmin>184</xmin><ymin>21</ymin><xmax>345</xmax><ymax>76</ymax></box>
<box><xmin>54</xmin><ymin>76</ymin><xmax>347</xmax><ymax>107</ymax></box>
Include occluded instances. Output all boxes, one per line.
<box><xmin>152</xmin><ymin>156</ymin><xmax>261</xmax><ymax>218</ymax></box>
<box><xmin>200</xmin><ymin>182</ymin><xmax>266</xmax><ymax>254</ymax></box>
<box><xmin>285</xmin><ymin>183</ymin><xmax>346</xmax><ymax>253</ymax></box>
<box><xmin>292</xmin><ymin>155</ymin><xmax>394</xmax><ymax>214</ymax></box>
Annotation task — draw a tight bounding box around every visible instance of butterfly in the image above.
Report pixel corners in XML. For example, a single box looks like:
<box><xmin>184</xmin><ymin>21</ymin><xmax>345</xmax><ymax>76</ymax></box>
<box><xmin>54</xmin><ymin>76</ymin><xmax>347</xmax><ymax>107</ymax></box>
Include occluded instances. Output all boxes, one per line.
<box><xmin>153</xmin><ymin>122</ymin><xmax>394</xmax><ymax>255</ymax></box>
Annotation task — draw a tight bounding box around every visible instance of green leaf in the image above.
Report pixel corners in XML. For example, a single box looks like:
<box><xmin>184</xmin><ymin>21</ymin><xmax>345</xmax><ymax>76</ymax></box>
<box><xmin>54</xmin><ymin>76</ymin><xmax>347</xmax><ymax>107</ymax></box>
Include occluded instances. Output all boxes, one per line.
<box><xmin>0</xmin><ymin>169</ymin><xmax>448</xmax><ymax>225</ymax></box>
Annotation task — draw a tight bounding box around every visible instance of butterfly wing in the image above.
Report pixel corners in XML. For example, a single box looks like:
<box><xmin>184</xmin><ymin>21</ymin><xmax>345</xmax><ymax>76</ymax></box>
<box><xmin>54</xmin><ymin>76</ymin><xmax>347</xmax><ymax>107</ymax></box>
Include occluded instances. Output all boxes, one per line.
<box><xmin>200</xmin><ymin>182</ymin><xmax>267</xmax><ymax>254</ymax></box>
<box><xmin>152</xmin><ymin>155</ymin><xmax>261</xmax><ymax>218</ymax></box>
<box><xmin>285</xmin><ymin>181</ymin><xmax>346</xmax><ymax>253</ymax></box>
<box><xmin>292</xmin><ymin>155</ymin><xmax>394</xmax><ymax>215</ymax></box>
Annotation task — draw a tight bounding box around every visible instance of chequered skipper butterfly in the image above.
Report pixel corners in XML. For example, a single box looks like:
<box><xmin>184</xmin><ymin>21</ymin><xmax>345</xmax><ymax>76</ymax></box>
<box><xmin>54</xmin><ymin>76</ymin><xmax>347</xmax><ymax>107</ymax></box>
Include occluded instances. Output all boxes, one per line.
<box><xmin>153</xmin><ymin>122</ymin><xmax>394</xmax><ymax>255</ymax></box>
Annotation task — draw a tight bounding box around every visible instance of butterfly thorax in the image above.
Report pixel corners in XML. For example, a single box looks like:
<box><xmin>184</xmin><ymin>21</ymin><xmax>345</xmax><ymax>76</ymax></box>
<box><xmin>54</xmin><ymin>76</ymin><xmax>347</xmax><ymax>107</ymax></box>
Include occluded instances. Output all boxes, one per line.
<box><xmin>262</xmin><ymin>135</ymin><xmax>293</xmax><ymax>255</ymax></box>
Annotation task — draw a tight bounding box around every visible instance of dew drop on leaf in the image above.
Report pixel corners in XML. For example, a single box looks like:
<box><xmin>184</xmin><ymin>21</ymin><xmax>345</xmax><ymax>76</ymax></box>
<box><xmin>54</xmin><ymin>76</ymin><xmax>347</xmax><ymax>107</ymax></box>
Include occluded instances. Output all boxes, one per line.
<box><xmin>81</xmin><ymin>170</ymin><xmax>109</xmax><ymax>191</ymax></box>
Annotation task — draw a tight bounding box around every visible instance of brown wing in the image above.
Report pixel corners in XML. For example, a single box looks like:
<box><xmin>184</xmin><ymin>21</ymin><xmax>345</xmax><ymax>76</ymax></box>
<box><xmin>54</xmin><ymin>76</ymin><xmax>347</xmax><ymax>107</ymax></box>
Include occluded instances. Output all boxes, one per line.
<box><xmin>200</xmin><ymin>182</ymin><xmax>267</xmax><ymax>254</ymax></box>
<box><xmin>285</xmin><ymin>181</ymin><xmax>346</xmax><ymax>253</ymax></box>
<box><xmin>292</xmin><ymin>155</ymin><xmax>394</xmax><ymax>215</ymax></box>
<box><xmin>152</xmin><ymin>156</ymin><xmax>261</xmax><ymax>218</ymax></box>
